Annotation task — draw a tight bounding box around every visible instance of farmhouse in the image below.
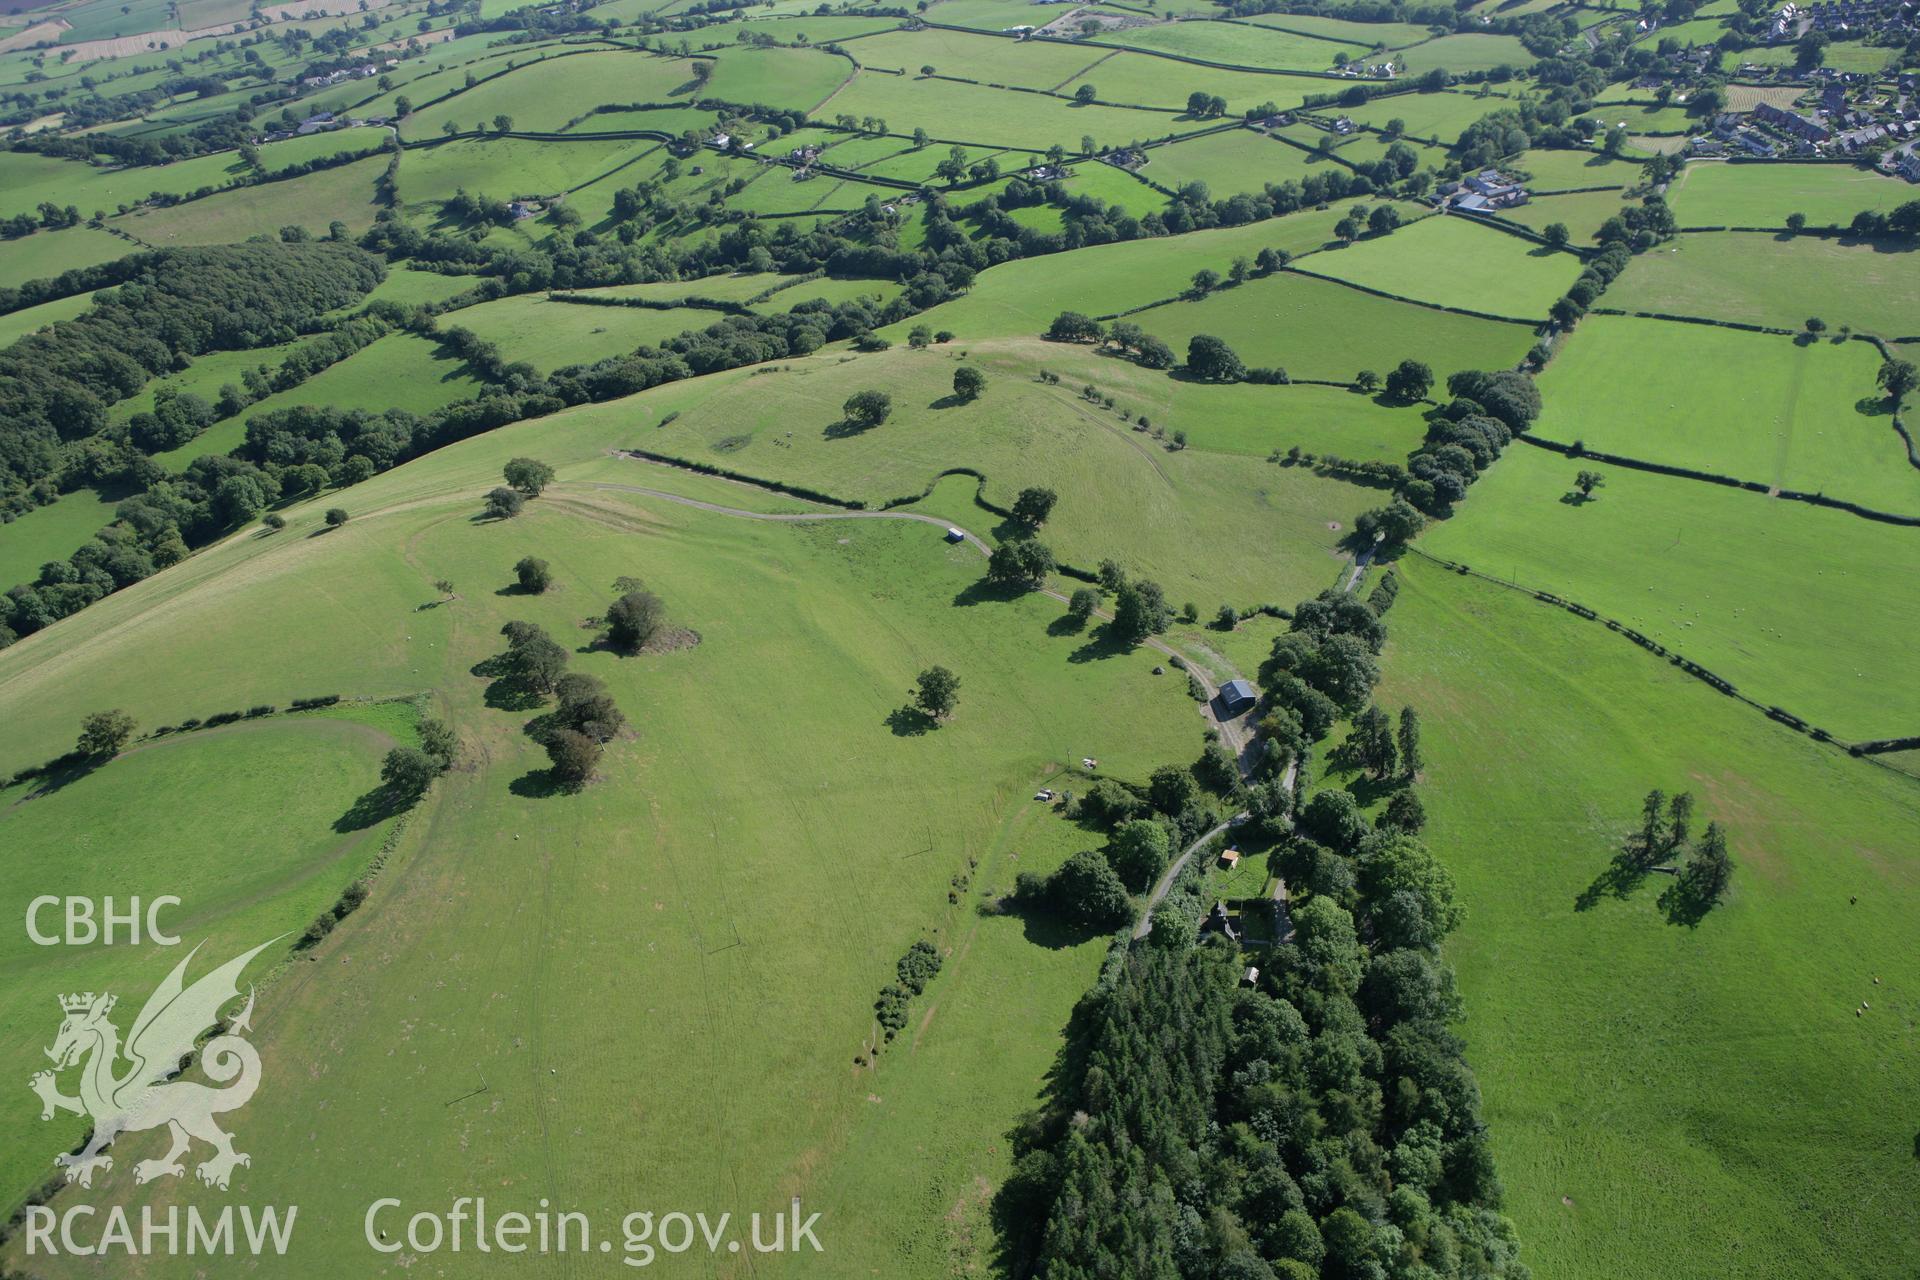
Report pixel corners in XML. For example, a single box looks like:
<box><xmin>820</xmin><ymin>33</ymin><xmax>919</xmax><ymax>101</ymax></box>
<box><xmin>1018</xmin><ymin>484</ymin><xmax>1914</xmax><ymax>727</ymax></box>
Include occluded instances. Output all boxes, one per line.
<box><xmin>1217</xmin><ymin>678</ymin><xmax>1257</xmax><ymax>716</ymax></box>
<box><xmin>1449</xmin><ymin>168</ymin><xmax>1528</xmax><ymax>212</ymax></box>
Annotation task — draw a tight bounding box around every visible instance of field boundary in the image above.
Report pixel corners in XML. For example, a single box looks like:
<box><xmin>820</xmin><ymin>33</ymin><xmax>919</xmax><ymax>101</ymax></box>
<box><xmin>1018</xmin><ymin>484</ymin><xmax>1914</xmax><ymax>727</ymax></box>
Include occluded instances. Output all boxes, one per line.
<box><xmin>1516</xmin><ymin>433</ymin><xmax>1920</xmax><ymax>527</ymax></box>
<box><xmin>1405</xmin><ymin>546</ymin><xmax>1895</xmax><ymax>748</ymax></box>
<box><xmin>1280</xmin><ymin>263</ymin><xmax>1549</xmax><ymax>326</ymax></box>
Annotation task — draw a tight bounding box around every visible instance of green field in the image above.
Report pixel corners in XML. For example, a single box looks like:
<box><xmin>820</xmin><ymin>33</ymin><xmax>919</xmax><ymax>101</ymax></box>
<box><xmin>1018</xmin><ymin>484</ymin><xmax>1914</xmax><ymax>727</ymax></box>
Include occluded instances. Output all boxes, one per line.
<box><xmin>109</xmin><ymin>155</ymin><xmax>387</xmax><ymax>245</ymax></box>
<box><xmin>238</xmin><ymin>331</ymin><xmax>489</xmax><ymax>421</ymax></box>
<box><xmin>0</xmin><ymin>286</ymin><xmax>94</xmax><ymax>347</ymax></box>
<box><xmin>0</xmin><ymin>225</ymin><xmax>129</xmax><ymax>288</ymax></box>
<box><xmin>888</xmin><ymin>202</ymin><xmax>1385</xmax><ymax>339</ymax></box>
<box><xmin>1241</xmin><ymin>11</ymin><xmax>1440</xmax><ymax>48</ymax></box>
<box><xmin>566</xmin><ymin>337</ymin><xmax>1378</xmax><ymax>609</ymax></box>
<box><xmin>1100</xmin><ymin>18</ymin><xmax>1353</xmax><ymax>70</ymax></box>
<box><xmin>1420</xmin><ymin>440</ymin><xmax>1920</xmax><ymax>741</ymax></box>
<box><xmin>399</xmin><ymin>136</ymin><xmax>657</xmax><ymax>211</ymax></box>
<box><xmin>844</xmin><ymin>28</ymin><xmax>1102</xmax><ymax>87</ymax></box>
<box><xmin>1533</xmin><ymin>316</ymin><xmax>1912</xmax><ymax>515</ymax></box>
<box><xmin>0</xmin><ymin>487</ymin><xmax>119</xmax><ymax>587</ymax></box>
<box><xmin>1339</xmin><ymin>87</ymin><xmax>1515</xmax><ymax>143</ymax></box>
<box><xmin>1513</xmin><ymin>146</ymin><xmax>1644</xmax><ymax>190</ymax></box>
<box><xmin>1143</xmin><ymin>125</ymin><xmax>1333</xmax><ymax>195</ymax></box>
<box><xmin>1301</xmin><ymin>212</ymin><xmax>1584</xmax><ymax>318</ymax></box>
<box><xmin>0</xmin><ymin>707</ymin><xmax>417</xmax><ymax>1211</ymax></box>
<box><xmin>0</xmin><ymin>419</ymin><xmax>1202</xmax><ymax>1275</ymax></box>
<box><xmin>1131</xmin><ymin>268</ymin><xmax>1539</xmax><ymax>383</ymax></box>
<box><xmin>1058</xmin><ymin>50</ymin><xmax>1321</xmax><ymax>116</ymax></box>
<box><xmin>1668</xmin><ymin>161</ymin><xmax>1920</xmax><ymax>229</ymax></box>
<box><xmin>1379</xmin><ymin>557</ymin><xmax>1920</xmax><ymax>1280</ymax></box>
<box><xmin>1610</xmin><ymin>233</ymin><xmax>1920</xmax><ymax>338</ymax></box>
<box><xmin>442</xmin><ymin>294</ymin><xmax>714</xmax><ymax>373</ymax></box>
<box><xmin>7</xmin><ymin>17</ymin><xmax>1920</xmax><ymax>1278</ymax></box>
<box><xmin>1394</xmin><ymin>32</ymin><xmax>1535</xmax><ymax>74</ymax></box>
<box><xmin>401</xmin><ymin>51</ymin><xmax>702</xmax><ymax>138</ymax></box>
<box><xmin>1499</xmin><ymin>187</ymin><xmax>1637</xmax><ymax>244</ymax></box>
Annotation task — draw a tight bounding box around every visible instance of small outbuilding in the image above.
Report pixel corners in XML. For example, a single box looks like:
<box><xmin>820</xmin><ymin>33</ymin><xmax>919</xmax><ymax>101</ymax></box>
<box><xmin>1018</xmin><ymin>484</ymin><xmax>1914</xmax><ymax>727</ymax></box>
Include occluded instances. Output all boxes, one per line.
<box><xmin>945</xmin><ymin>527</ymin><xmax>965</xmax><ymax>543</ymax></box>
<box><xmin>1218</xmin><ymin>848</ymin><xmax>1241</xmax><ymax>870</ymax></box>
<box><xmin>1217</xmin><ymin>678</ymin><xmax>1257</xmax><ymax>716</ymax></box>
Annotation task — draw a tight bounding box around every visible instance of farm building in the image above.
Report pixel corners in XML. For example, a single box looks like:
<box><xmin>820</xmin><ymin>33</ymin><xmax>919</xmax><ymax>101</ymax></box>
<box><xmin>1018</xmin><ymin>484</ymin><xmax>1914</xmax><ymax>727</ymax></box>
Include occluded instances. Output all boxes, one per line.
<box><xmin>1217</xmin><ymin>679</ymin><xmax>1257</xmax><ymax>716</ymax></box>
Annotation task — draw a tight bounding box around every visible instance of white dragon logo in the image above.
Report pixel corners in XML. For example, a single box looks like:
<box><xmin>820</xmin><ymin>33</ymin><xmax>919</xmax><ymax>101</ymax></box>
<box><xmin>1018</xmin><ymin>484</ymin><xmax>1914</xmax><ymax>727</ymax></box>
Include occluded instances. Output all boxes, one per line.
<box><xmin>28</xmin><ymin>939</ymin><xmax>277</xmax><ymax>1191</ymax></box>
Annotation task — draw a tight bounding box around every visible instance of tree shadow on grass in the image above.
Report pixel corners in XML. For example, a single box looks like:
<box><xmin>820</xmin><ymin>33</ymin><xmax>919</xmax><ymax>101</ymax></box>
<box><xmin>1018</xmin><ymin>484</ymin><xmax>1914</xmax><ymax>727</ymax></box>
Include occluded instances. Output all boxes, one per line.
<box><xmin>20</xmin><ymin>754</ymin><xmax>105</xmax><ymax>802</ymax></box>
<box><xmin>470</xmin><ymin>653</ymin><xmax>549</xmax><ymax>711</ymax></box>
<box><xmin>1067</xmin><ymin>624</ymin><xmax>1132</xmax><ymax>664</ymax></box>
<box><xmin>1657</xmin><ymin>873</ymin><xmax>1717</xmax><ymax>928</ymax></box>
<box><xmin>952</xmin><ymin>577</ymin><xmax>1027</xmax><ymax>608</ymax></box>
<box><xmin>823</xmin><ymin>417</ymin><xmax>877</xmax><ymax>440</ymax></box>
<box><xmin>1574</xmin><ymin>834</ymin><xmax>1671</xmax><ymax>911</ymax></box>
<box><xmin>926</xmin><ymin>393</ymin><xmax>967</xmax><ymax>411</ymax></box>
<box><xmin>1047</xmin><ymin>612</ymin><xmax>1089</xmax><ymax>637</ymax></box>
<box><xmin>886</xmin><ymin>705</ymin><xmax>937</xmax><ymax>736</ymax></box>
<box><xmin>1854</xmin><ymin>395</ymin><xmax>1894</xmax><ymax>418</ymax></box>
<box><xmin>509</xmin><ymin>769</ymin><xmax>578</xmax><ymax>799</ymax></box>
<box><xmin>335</xmin><ymin>783</ymin><xmax>414</xmax><ymax>834</ymax></box>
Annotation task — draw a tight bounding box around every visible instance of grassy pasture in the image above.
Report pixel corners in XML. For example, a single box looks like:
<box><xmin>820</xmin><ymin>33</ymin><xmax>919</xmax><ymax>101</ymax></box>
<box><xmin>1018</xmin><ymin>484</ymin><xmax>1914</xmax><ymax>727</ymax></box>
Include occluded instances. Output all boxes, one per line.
<box><xmin>885</xmin><ymin>203</ymin><xmax>1374</xmax><ymax>340</ymax></box>
<box><xmin>333</xmin><ymin>264</ymin><xmax>478</xmax><ymax>315</ymax></box>
<box><xmin>845</xmin><ymin>28</ymin><xmax>1101</xmax><ymax>87</ymax></box>
<box><xmin>770</xmin><ymin>275</ymin><xmax>903</xmax><ymax>309</ymax></box>
<box><xmin>1419</xmin><ymin>440</ymin><xmax>1920</xmax><ymax>741</ymax></box>
<box><xmin>1393</xmin><ymin>32</ymin><xmax>1534</xmax><ymax>73</ymax></box>
<box><xmin>1667</xmin><ymin>161</ymin><xmax>1920</xmax><ymax>229</ymax></box>
<box><xmin>1059</xmin><ymin>156</ymin><xmax>1161</xmax><ymax>212</ymax></box>
<box><xmin>1729</xmin><ymin>38</ymin><xmax>1903</xmax><ymax>74</ymax></box>
<box><xmin>705</xmin><ymin>43</ymin><xmax>855</xmax><ymax>112</ymax></box>
<box><xmin>240</xmin><ymin>331</ymin><xmax>488</xmax><ymax>420</ymax></box>
<box><xmin>1590</xmin><ymin>101</ymin><xmax>1696</xmax><ymax>134</ymax></box>
<box><xmin>0</xmin><ymin>286</ymin><xmax>94</xmax><ymax>347</ymax></box>
<box><xmin>1531</xmin><ymin>316</ymin><xmax>1911</xmax><ymax>515</ymax></box>
<box><xmin>558</xmin><ymin>104</ymin><xmax>712</xmax><ymax>135</ymax></box>
<box><xmin>1130</xmin><ymin>269</ymin><xmax>1539</xmax><ymax>383</ymax></box>
<box><xmin>571</xmin><ymin>337</ymin><xmax>1377</xmax><ymax>608</ymax></box>
<box><xmin>110</xmin><ymin>343</ymin><xmax>291</xmax><ymax>429</ymax></box>
<box><xmin>399</xmin><ymin>136</ymin><xmax>656</xmax><ymax>208</ymax></box>
<box><xmin>1498</xmin><ymin>188</ymin><xmax>1635</xmax><ymax>244</ymax></box>
<box><xmin>1513</xmin><ymin>146</ymin><xmax>1643</xmax><ymax>190</ymax></box>
<box><xmin>0</xmin><ymin>148</ymin><xmax>246</xmax><ymax>221</ymax></box>
<box><xmin>399</xmin><ymin>51</ymin><xmax>697</xmax><ymax>139</ymax></box>
<box><xmin>0</xmin><ymin>428</ymin><xmax>1202</xmax><ymax>1275</ymax></box>
<box><xmin>1608</xmin><ymin>233</ymin><xmax>1920</xmax><ymax>338</ymax></box>
<box><xmin>564</xmin><ymin>271</ymin><xmax>799</xmax><ymax>306</ymax></box>
<box><xmin>1142</xmin><ymin>126</ymin><xmax>1331</xmax><ymax>195</ymax></box>
<box><xmin>108</xmin><ymin>154</ymin><xmax>386</xmax><ymax>244</ymax></box>
<box><xmin>0</xmin><ymin>487</ymin><xmax>118</xmax><ymax>587</ymax></box>
<box><xmin>1338</xmin><ymin>88</ymin><xmax>1511</xmax><ymax>143</ymax></box>
<box><xmin>0</xmin><ymin>224</ymin><xmax>130</xmax><ymax>289</ymax></box>
<box><xmin>1099</xmin><ymin>19</ymin><xmax>1353</xmax><ymax>70</ymax></box>
<box><xmin>1378</xmin><ymin>557</ymin><xmax>1920</xmax><ymax>1280</ymax></box>
<box><xmin>1302</xmin><ymin>213</ymin><xmax>1583</xmax><ymax>318</ymax></box>
<box><xmin>1241</xmin><ymin>12</ymin><xmax>1440</xmax><ymax>48</ymax></box>
<box><xmin>827</xmin><ymin>66</ymin><xmax>1180</xmax><ymax>150</ymax></box>
<box><xmin>440</xmin><ymin>294</ymin><xmax>708</xmax><ymax>373</ymax></box>
<box><xmin>0</xmin><ymin>710</ymin><xmax>414</xmax><ymax>1212</ymax></box>
<box><xmin>1060</xmin><ymin>51</ymin><xmax>1320</xmax><ymax>115</ymax></box>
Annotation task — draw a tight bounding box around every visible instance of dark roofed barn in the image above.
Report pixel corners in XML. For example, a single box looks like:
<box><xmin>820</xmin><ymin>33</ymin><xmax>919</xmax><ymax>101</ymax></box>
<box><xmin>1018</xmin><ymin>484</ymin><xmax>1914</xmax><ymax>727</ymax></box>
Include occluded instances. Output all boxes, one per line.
<box><xmin>1217</xmin><ymin>678</ymin><xmax>1257</xmax><ymax>717</ymax></box>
